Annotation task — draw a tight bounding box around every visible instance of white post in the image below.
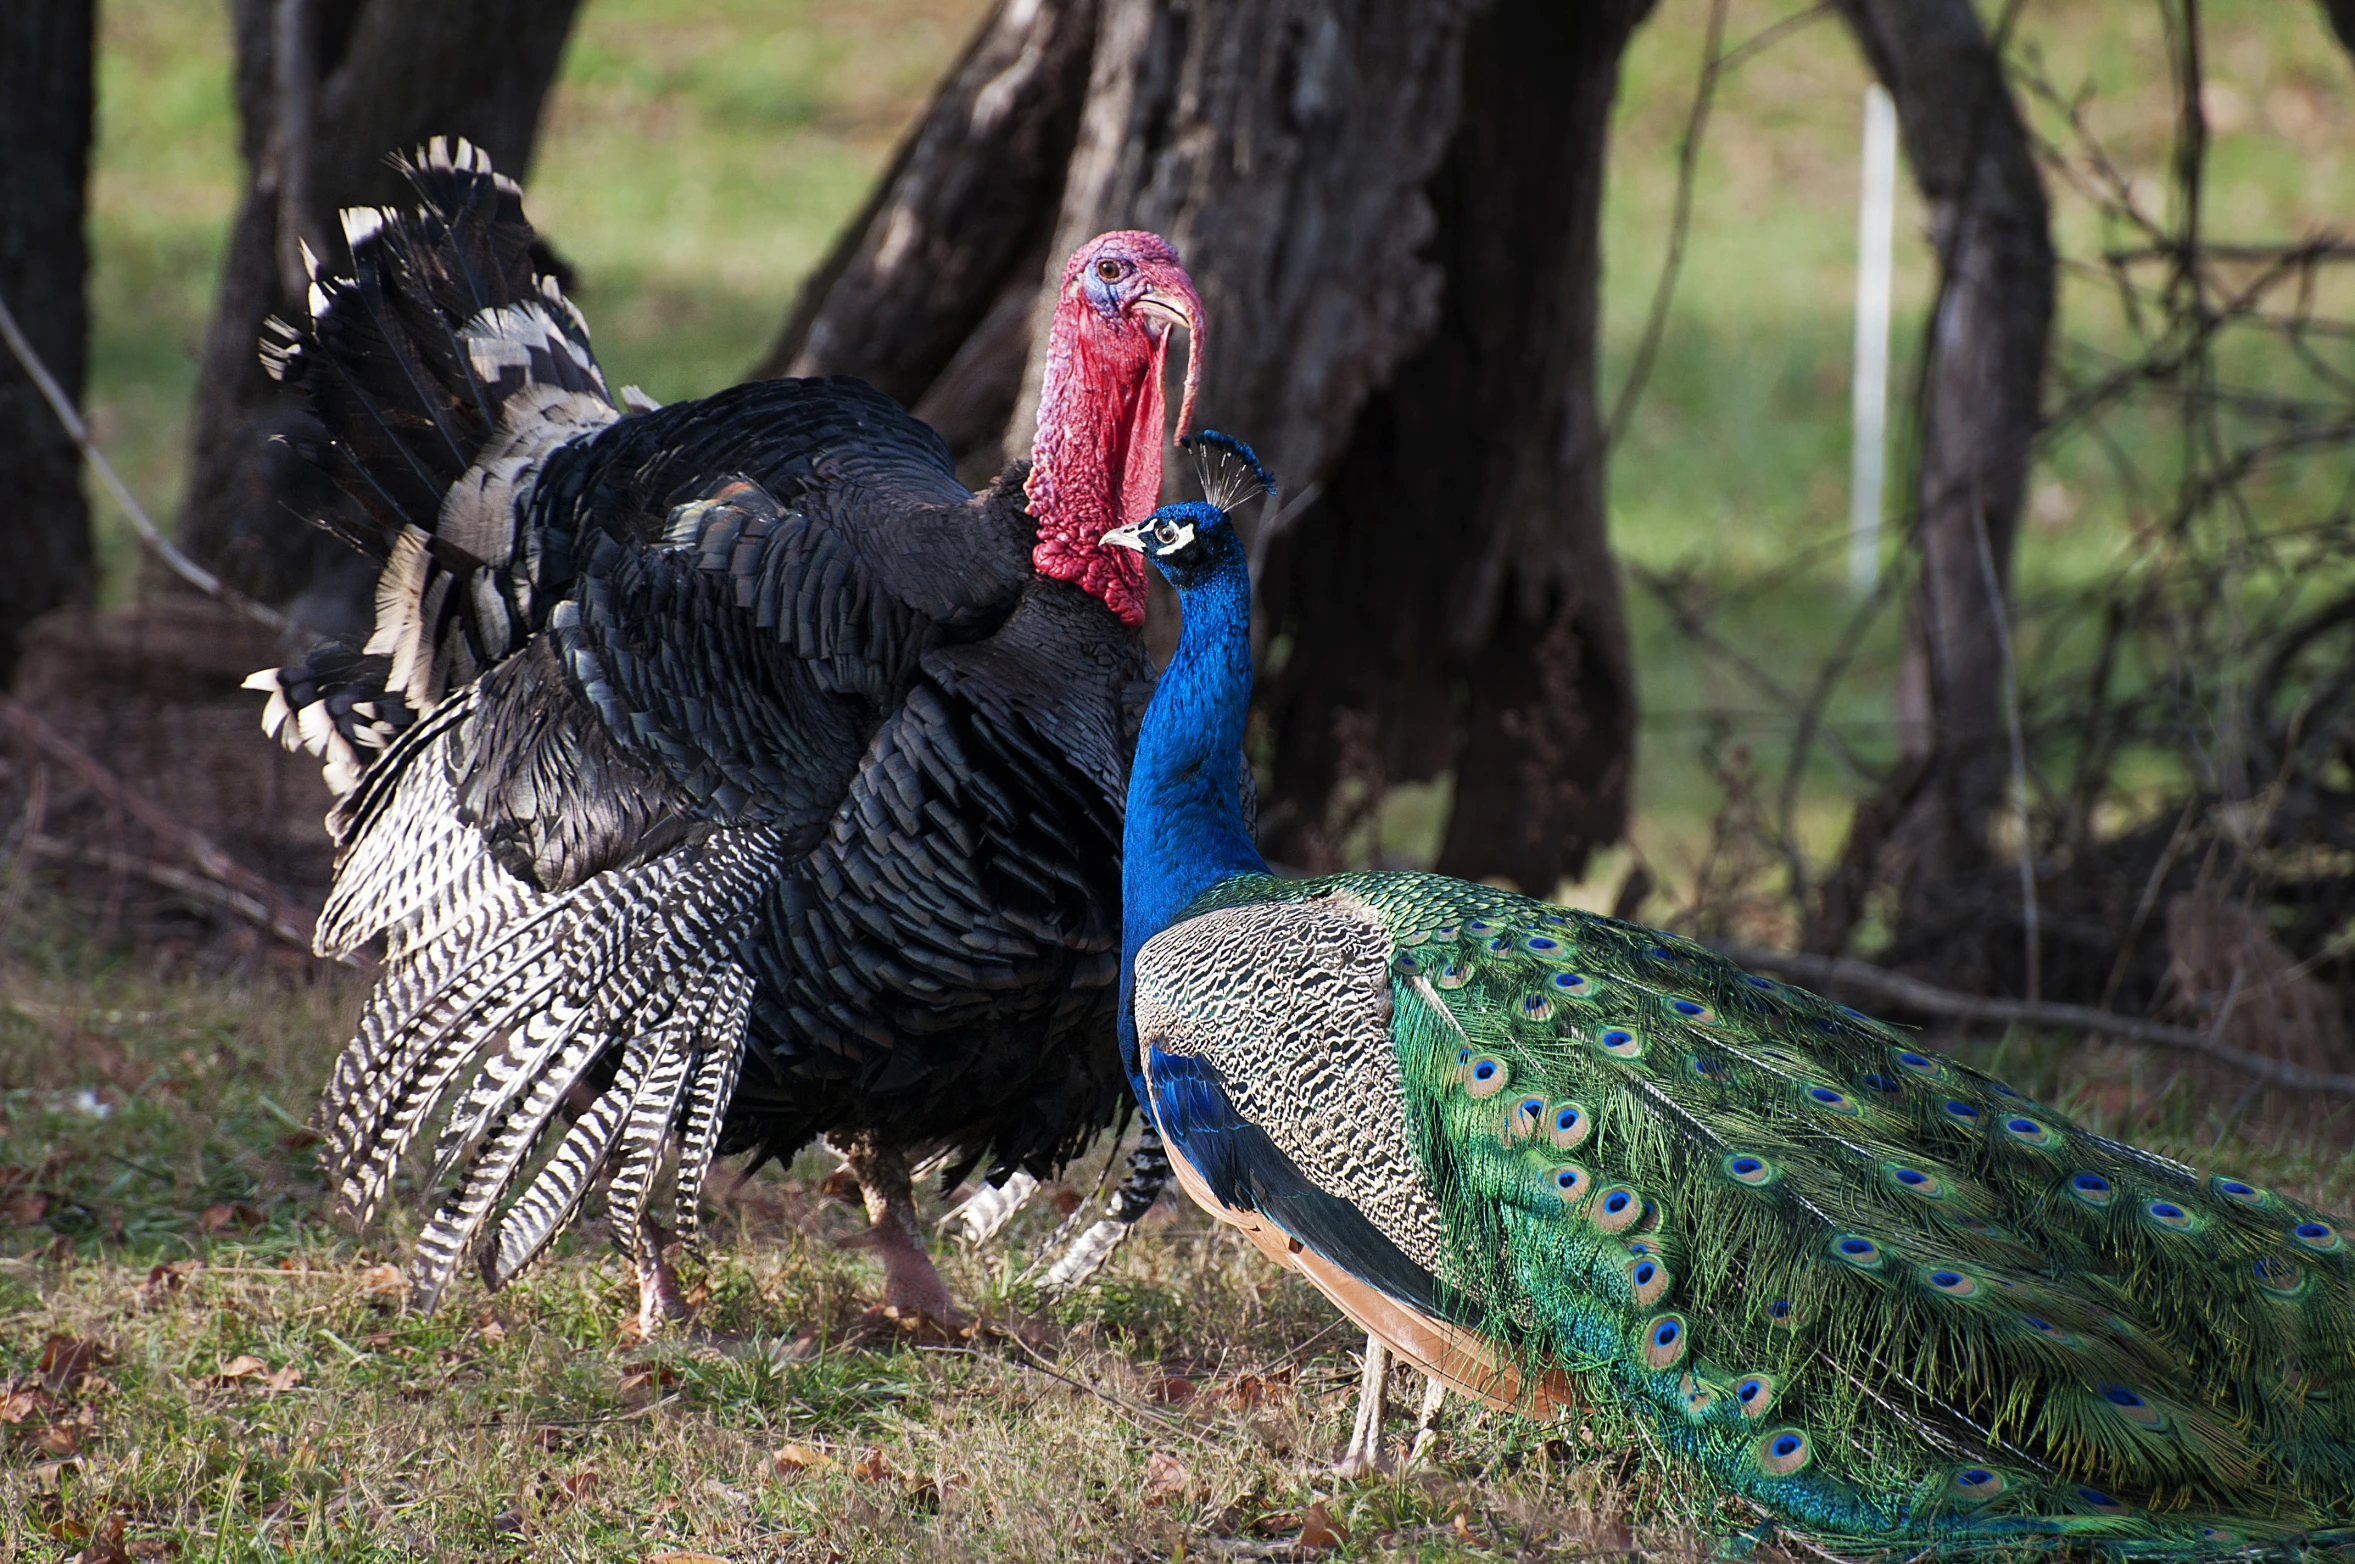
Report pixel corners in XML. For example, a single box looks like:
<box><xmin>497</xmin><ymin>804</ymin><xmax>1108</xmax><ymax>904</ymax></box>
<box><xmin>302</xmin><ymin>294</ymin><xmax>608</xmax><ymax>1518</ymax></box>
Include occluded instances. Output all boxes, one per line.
<box><xmin>1849</xmin><ymin>82</ymin><xmax>1898</xmax><ymax>594</ymax></box>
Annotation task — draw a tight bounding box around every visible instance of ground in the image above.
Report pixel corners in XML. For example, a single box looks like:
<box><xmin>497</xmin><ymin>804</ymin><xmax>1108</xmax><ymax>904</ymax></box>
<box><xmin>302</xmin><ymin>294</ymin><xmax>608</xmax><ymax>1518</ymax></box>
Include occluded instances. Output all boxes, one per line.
<box><xmin>5</xmin><ymin>918</ymin><xmax>2355</xmax><ymax>1561</ymax></box>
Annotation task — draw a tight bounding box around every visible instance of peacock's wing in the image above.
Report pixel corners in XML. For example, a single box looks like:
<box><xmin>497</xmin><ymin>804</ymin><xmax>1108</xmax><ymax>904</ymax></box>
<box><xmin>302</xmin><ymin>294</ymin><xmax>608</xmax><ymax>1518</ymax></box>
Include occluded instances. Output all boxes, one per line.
<box><xmin>1135</xmin><ymin>871</ymin><xmax>2355</xmax><ymax>1556</ymax></box>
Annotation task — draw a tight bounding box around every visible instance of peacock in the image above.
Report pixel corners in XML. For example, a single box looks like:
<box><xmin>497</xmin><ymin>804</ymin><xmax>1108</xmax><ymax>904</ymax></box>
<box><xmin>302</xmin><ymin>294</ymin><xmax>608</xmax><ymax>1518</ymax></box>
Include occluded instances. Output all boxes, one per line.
<box><xmin>1106</xmin><ymin>444</ymin><xmax>2355</xmax><ymax>1558</ymax></box>
<box><xmin>248</xmin><ymin>139</ymin><xmax>1205</xmax><ymax>1327</ymax></box>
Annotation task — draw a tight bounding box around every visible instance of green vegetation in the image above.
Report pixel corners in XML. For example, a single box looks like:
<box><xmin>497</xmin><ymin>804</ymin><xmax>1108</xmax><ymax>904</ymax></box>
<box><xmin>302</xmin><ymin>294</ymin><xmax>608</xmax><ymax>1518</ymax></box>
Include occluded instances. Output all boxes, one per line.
<box><xmin>5</xmin><ymin>916</ymin><xmax>2354</xmax><ymax>1559</ymax></box>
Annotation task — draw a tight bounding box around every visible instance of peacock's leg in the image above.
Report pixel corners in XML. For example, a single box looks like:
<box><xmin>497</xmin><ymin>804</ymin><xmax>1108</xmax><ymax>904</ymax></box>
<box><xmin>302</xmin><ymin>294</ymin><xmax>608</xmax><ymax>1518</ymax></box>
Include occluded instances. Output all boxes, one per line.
<box><xmin>633</xmin><ymin>1216</ymin><xmax>688</xmax><ymax>1337</ymax></box>
<box><xmin>1332</xmin><ymin>1334</ymin><xmax>1393</xmax><ymax>1478</ymax></box>
<box><xmin>832</xmin><ymin>1133</ymin><xmax>959</xmax><ymax>1322</ymax></box>
<box><xmin>1405</xmin><ymin>1372</ymin><xmax>1446</xmax><ymax>1467</ymax></box>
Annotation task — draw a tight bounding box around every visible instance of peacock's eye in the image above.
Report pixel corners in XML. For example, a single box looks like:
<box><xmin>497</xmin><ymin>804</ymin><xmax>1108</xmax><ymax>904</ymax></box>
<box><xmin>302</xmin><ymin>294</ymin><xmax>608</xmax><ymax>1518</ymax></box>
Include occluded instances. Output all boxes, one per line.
<box><xmin>1152</xmin><ymin>519</ymin><xmax>1179</xmax><ymax>546</ymax></box>
<box><xmin>1096</xmin><ymin>258</ymin><xmax>1125</xmax><ymax>282</ymax></box>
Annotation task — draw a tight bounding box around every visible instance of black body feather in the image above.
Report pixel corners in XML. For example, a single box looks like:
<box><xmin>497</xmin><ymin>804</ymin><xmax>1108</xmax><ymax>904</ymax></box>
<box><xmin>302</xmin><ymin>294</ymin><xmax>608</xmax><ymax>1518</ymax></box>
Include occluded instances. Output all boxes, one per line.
<box><xmin>261</xmin><ymin>139</ymin><xmax>1146</xmax><ymax>1302</ymax></box>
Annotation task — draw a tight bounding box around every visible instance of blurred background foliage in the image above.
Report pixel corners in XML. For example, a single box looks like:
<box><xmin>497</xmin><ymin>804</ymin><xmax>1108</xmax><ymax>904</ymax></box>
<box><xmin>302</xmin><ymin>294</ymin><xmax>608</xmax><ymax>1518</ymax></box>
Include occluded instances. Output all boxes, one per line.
<box><xmin>78</xmin><ymin>0</ymin><xmax>2355</xmax><ymax>895</ymax></box>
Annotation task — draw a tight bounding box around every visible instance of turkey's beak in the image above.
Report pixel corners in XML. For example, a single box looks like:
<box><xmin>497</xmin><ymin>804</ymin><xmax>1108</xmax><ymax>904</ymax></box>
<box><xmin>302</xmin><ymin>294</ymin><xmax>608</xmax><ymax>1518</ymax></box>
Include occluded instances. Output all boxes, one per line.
<box><xmin>1100</xmin><ymin>521</ymin><xmax>1150</xmax><ymax>552</ymax></box>
<box><xmin>1134</xmin><ymin>266</ymin><xmax>1204</xmax><ymax>441</ymax></box>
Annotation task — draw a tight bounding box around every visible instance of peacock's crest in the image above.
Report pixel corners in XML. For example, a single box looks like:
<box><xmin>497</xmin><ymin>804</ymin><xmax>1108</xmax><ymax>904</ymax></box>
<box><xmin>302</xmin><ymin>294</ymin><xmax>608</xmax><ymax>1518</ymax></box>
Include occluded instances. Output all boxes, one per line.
<box><xmin>1182</xmin><ymin>429</ymin><xmax>1277</xmax><ymax>516</ymax></box>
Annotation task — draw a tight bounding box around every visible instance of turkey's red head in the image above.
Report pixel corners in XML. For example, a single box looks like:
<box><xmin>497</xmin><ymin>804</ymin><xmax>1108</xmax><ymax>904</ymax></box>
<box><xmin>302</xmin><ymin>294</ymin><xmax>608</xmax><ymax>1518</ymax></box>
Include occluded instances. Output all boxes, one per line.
<box><xmin>1026</xmin><ymin>230</ymin><xmax>1204</xmax><ymax>627</ymax></box>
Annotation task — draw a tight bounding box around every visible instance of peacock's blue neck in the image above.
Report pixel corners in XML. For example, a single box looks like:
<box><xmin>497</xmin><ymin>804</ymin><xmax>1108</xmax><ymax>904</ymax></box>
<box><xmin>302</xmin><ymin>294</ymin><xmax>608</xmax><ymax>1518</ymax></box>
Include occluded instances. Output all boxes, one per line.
<box><xmin>1120</xmin><ymin>532</ymin><xmax>1268</xmax><ymax>1074</ymax></box>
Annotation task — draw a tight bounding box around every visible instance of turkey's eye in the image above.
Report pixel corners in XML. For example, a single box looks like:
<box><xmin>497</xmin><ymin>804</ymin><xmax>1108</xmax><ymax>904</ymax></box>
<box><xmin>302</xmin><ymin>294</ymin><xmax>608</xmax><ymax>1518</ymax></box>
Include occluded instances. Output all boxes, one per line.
<box><xmin>1095</xmin><ymin>258</ymin><xmax>1125</xmax><ymax>282</ymax></box>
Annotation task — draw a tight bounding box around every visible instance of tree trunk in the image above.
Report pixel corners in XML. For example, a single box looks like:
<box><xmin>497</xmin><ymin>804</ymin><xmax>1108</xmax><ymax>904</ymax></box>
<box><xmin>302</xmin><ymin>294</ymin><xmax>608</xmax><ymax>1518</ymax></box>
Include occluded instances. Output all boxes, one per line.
<box><xmin>760</xmin><ymin>0</ymin><xmax>1645</xmax><ymax>890</ymax></box>
<box><xmin>2319</xmin><ymin>0</ymin><xmax>2355</xmax><ymax>59</ymax></box>
<box><xmin>1812</xmin><ymin>0</ymin><xmax>2054</xmax><ymax>967</ymax></box>
<box><xmin>1253</xmin><ymin>0</ymin><xmax>1648</xmax><ymax>888</ymax></box>
<box><xmin>179</xmin><ymin>0</ymin><xmax>584</xmax><ymax>630</ymax></box>
<box><xmin>0</xmin><ymin>0</ymin><xmax>96</xmax><ymax>683</ymax></box>
<box><xmin>753</xmin><ymin>0</ymin><xmax>1099</xmax><ymax>477</ymax></box>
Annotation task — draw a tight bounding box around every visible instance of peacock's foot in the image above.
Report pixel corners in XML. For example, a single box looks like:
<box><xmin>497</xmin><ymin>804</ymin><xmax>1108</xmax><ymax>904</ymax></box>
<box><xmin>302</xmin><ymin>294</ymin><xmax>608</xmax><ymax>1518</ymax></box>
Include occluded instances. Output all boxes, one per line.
<box><xmin>1332</xmin><ymin>1335</ymin><xmax>1395</xmax><ymax>1479</ymax></box>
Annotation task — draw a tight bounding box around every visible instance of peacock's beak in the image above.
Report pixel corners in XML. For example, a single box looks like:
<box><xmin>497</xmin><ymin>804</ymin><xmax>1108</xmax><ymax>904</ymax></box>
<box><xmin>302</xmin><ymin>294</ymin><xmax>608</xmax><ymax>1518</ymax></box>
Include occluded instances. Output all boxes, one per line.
<box><xmin>1100</xmin><ymin>521</ymin><xmax>1150</xmax><ymax>552</ymax></box>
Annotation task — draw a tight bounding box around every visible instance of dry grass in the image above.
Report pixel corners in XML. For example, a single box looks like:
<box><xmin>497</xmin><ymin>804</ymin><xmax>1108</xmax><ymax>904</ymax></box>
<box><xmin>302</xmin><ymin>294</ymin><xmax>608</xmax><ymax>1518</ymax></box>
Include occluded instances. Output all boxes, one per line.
<box><xmin>0</xmin><ymin>927</ymin><xmax>1711</xmax><ymax>1562</ymax></box>
<box><xmin>9</xmin><ymin>911</ymin><xmax>2355</xmax><ymax>1560</ymax></box>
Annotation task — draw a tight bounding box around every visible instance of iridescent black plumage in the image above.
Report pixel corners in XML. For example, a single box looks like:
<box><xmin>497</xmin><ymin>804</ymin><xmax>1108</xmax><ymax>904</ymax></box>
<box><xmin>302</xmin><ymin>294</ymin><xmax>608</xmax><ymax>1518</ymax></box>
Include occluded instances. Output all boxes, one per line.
<box><xmin>256</xmin><ymin>139</ymin><xmax>1155</xmax><ymax>1309</ymax></box>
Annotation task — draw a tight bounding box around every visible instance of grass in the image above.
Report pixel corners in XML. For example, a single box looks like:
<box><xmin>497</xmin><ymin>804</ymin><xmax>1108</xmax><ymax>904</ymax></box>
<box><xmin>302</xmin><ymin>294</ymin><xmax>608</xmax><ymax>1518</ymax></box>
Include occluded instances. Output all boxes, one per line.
<box><xmin>0</xmin><ymin>924</ymin><xmax>1712</xmax><ymax>1562</ymax></box>
<box><xmin>8</xmin><ymin>915</ymin><xmax>2355</xmax><ymax>1558</ymax></box>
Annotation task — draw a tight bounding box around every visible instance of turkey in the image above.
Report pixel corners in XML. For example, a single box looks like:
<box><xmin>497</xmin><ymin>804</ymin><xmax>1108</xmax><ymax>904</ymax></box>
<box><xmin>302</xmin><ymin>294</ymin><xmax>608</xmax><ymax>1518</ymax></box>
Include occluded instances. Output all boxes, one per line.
<box><xmin>1109</xmin><ymin>477</ymin><xmax>2355</xmax><ymax>1557</ymax></box>
<box><xmin>248</xmin><ymin>138</ymin><xmax>1207</xmax><ymax>1324</ymax></box>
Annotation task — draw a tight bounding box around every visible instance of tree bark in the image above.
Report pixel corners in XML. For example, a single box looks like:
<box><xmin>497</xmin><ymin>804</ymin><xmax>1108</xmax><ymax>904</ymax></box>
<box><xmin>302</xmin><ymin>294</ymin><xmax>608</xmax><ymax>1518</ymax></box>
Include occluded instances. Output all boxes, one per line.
<box><xmin>752</xmin><ymin>0</ymin><xmax>1099</xmax><ymax>475</ymax></box>
<box><xmin>179</xmin><ymin>0</ymin><xmax>584</xmax><ymax>628</ymax></box>
<box><xmin>2319</xmin><ymin>0</ymin><xmax>2355</xmax><ymax>59</ymax></box>
<box><xmin>0</xmin><ymin>0</ymin><xmax>96</xmax><ymax>683</ymax></box>
<box><xmin>1253</xmin><ymin>0</ymin><xmax>1648</xmax><ymax>888</ymax></box>
<box><xmin>767</xmin><ymin>0</ymin><xmax>1645</xmax><ymax>889</ymax></box>
<box><xmin>1813</xmin><ymin>0</ymin><xmax>2054</xmax><ymax>964</ymax></box>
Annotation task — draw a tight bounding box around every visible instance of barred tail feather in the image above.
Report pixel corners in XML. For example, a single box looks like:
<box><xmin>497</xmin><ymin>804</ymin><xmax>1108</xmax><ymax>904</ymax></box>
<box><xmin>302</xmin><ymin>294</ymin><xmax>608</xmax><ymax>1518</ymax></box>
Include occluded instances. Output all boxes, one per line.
<box><xmin>483</xmin><ymin>1045</ymin><xmax>648</xmax><ymax>1290</ymax></box>
<box><xmin>669</xmin><ymin>966</ymin><xmax>753</xmax><ymax>1248</ymax></box>
<box><xmin>600</xmin><ymin>1025</ymin><xmax>697</xmax><ymax>1262</ymax></box>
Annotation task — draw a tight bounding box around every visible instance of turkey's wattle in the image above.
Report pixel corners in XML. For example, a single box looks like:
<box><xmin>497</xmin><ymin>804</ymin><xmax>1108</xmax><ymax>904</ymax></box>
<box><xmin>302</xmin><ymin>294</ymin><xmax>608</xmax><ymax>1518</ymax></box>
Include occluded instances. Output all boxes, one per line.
<box><xmin>1025</xmin><ymin>230</ymin><xmax>1203</xmax><ymax>629</ymax></box>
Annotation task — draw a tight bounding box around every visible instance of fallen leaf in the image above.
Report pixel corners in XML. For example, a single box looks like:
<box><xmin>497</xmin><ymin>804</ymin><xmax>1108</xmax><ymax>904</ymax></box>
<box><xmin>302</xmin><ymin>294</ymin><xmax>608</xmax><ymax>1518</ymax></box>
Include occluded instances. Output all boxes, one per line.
<box><xmin>261</xmin><ymin>1364</ymin><xmax>303</xmax><ymax>1394</ymax></box>
<box><xmin>1142</xmin><ymin>1450</ymin><xmax>1191</xmax><ymax>1504</ymax></box>
<box><xmin>33</xmin><ymin>1455</ymin><xmax>83</xmax><ymax>1493</ymax></box>
<box><xmin>616</xmin><ymin>1361</ymin><xmax>679</xmax><ymax>1400</ymax></box>
<box><xmin>1453</xmin><ymin>1509</ymin><xmax>1485</xmax><ymax>1546</ymax></box>
<box><xmin>772</xmin><ymin>1443</ymin><xmax>832</xmax><ymax>1476</ymax></box>
<box><xmin>5</xmin><ymin>1189</ymin><xmax>50</xmax><ymax>1224</ymax></box>
<box><xmin>35</xmin><ymin>1423</ymin><xmax>81</xmax><ymax>1456</ymax></box>
<box><xmin>0</xmin><ymin>1384</ymin><xmax>51</xmax><ymax>1422</ymax></box>
<box><xmin>1150</xmin><ymin>1376</ymin><xmax>1197</xmax><ymax>1404</ymax></box>
<box><xmin>40</xmin><ymin>1334</ymin><xmax>107</xmax><ymax>1391</ymax></box>
<box><xmin>476</xmin><ymin>1320</ymin><xmax>507</xmax><ymax>1345</ymax></box>
<box><xmin>1297</xmin><ymin>1502</ymin><xmax>1350</xmax><ymax>1550</ymax></box>
<box><xmin>277</xmin><ymin>1127</ymin><xmax>323</xmax><ymax>1151</ymax></box>
<box><xmin>544</xmin><ymin>1466</ymin><xmax>600</xmax><ymax>1511</ymax></box>
<box><xmin>1223</xmin><ymin>1374</ymin><xmax>1267</xmax><ymax>1410</ymax></box>
<box><xmin>196</xmin><ymin>1202</ymin><xmax>263</xmax><ymax>1235</ymax></box>
<box><xmin>125</xmin><ymin>1541</ymin><xmax>174</xmax><ymax>1562</ymax></box>
<box><xmin>212</xmin><ymin>1355</ymin><xmax>267</xmax><ymax>1383</ymax></box>
<box><xmin>355</xmin><ymin>1264</ymin><xmax>404</xmax><ymax>1304</ymax></box>
<box><xmin>852</xmin><ymin>1446</ymin><xmax>890</xmax><ymax>1483</ymax></box>
<box><xmin>1050</xmin><ymin>1189</ymin><xmax>1084</xmax><ymax>1216</ymax></box>
<box><xmin>68</xmin><ymin>1511</ymin><xmax>129</xmax><ymax>1564</ymax></box>
<box><xmin>141</xmin><ymin>1262</ymin><xmax>193</xmax><ymax>1305</ymax></box>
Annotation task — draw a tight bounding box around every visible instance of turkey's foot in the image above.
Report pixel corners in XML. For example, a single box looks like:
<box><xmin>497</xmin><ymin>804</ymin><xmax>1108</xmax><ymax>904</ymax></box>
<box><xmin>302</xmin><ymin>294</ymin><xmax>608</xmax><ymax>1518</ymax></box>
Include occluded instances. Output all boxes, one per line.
<box><xmin>837</xmin><ymin>1221</ymin><xmax>964</xmax><ymax>1328</ymax></box>
<box><xmin>626</xmin><ymin>1219</ymin><xmax>692</xmax><ymax>1341</ymax></box>
<box><xmin>828</xmin><ymin>1132</ymin><xmax>967</xmax><ymax>1329</ymax></box>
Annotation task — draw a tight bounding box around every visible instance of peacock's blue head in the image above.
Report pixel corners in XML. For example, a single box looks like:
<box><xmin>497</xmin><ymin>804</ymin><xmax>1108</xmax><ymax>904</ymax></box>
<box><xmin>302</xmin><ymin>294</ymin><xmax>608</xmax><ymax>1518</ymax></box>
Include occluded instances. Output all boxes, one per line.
<box><xmin>1099</xmin><ymin>430</ymin><xmax>1275</xmax><ymax>591</ymax></box>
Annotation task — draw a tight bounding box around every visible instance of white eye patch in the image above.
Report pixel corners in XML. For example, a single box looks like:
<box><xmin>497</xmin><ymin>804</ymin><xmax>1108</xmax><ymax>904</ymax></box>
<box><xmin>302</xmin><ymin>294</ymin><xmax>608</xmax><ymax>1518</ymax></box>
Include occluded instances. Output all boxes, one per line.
<box><xmin>1152</xmin><ymin>520</ymin><xmax>1198</xmax><ymax>553</ymax></box>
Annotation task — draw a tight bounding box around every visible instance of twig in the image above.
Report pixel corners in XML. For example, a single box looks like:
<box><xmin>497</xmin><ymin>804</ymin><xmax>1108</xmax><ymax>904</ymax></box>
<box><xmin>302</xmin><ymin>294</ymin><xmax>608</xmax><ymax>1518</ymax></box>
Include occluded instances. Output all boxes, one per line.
<box><xmin>24</xmin><ymin>834</ymin><xmax>307</xmax><ymax>953</ymax></box>
<box><xmin>0</xmin><ymin>287</ymin><xmax>296</xmax><ymax>637</ymax></box>
<box><xmin>0</xmin><ymin>695</ymin><xmax>316</xmax><ymax>953</ymax></box>
<box><xmin>1605</xmin><ymin>0</ymin><xmax>1729</xmax><ymax>448</ymax></box>
<box><xmin>1971</xmin><ymin>499</ymin><xmax>2039</xmax><ymax>1002</ymax></box>
<box><xmin>1711</xmin><ymin>942</ymin><xmax>2355</xmax><ymax>1095</ymax></box>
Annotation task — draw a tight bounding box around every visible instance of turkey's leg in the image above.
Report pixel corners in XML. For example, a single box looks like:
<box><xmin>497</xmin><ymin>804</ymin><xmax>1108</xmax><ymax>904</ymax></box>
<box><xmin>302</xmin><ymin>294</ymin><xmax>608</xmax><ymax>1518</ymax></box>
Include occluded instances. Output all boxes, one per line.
<box><xmin>1406</xmin><ymin>1371</ymin><xmax>1446</xmax><ymax>1466</ymax></box>
<box><xmin>1332</xmin><ymin>1334</ymin><xmax>1391</xmax><ymax>1478</ymax></box>
<box><xmin>832</xmin><ymin>1133</ymin><xmax>959</xmax><ymax>1322</ymax></box>
<box><xmin>634</xmin><ymin>1217</ymin><xmax>688</xmax><ymax>1337</ymax></box>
